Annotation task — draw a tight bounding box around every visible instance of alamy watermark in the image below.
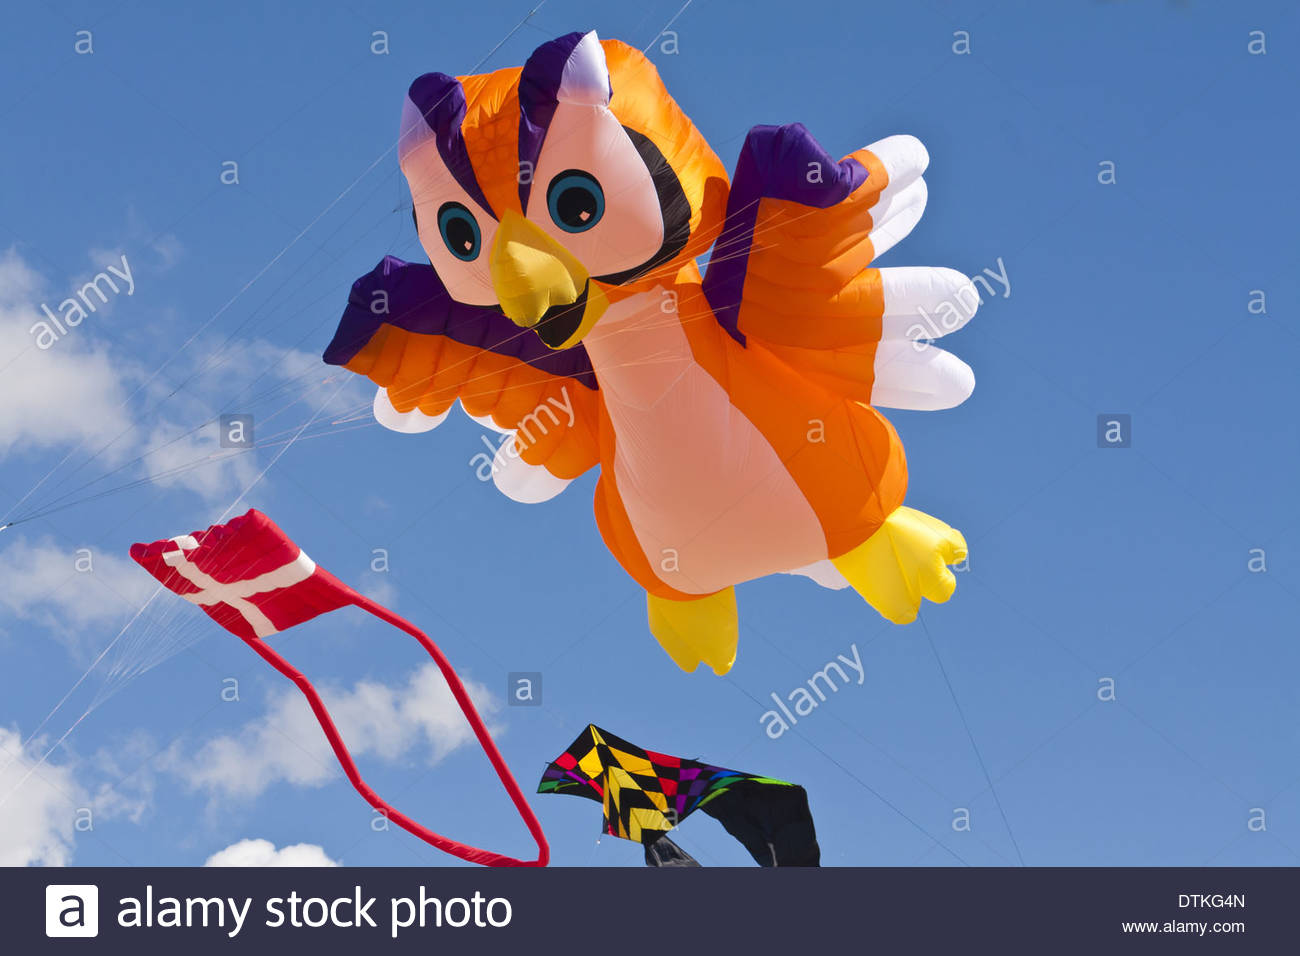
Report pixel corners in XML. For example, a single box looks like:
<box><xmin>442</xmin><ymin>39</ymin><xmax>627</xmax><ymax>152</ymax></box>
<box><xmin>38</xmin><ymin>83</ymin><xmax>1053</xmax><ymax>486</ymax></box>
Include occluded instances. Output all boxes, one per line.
<box><xmin>906</xmin><ymin>256</ymin><xmax>1009</xmax><ymax>349</ymax></box>
<box><xmin>30</xmin><ymin>254</ymin><xmax>135</xmax><ymax>350</ymax></box>
<box><xmin>759</xmin><ymin>643</ymin><xmax>865</xmax><ymax>739</ymax></box>
<box><xmin>468</xmin><ymin>386</ymin><xmax>575</xmax><ymax>480</ymax></box>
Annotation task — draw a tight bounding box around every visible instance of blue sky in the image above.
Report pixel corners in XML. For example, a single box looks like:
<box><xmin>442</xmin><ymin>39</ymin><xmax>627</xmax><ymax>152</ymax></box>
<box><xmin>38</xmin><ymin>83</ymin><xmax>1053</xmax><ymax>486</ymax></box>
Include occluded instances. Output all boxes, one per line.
<box><xmin>1</xmin><ymin>0</ymin><xmax>1296</xmax><ymax>868</ymax></box>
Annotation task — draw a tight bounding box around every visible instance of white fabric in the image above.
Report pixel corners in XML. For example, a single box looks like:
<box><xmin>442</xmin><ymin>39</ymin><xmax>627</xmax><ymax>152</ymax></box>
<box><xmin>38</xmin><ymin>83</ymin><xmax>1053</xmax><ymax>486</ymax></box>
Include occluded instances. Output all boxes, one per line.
<box><xmin>871</xmin><ymin>340</ymin><xmax>975</xmax><ymax>411</ymax></box>
<box><xmin>463</xmin><ymin>405</ymin><xmax>514</xmax><ymax>435</ymax></box>
<box><xmin>866</xmin><ymin>134</ymin><xmax>930</xmax><ymax>187</ymax></box>
<box><xmin>785</xmin><ymin>559</ymin><xmax>851</xmax><ymax>590</ymax></box>
<box><xmin>491</xmin><ymin>439</ymin><xmax>573</xmax><ymax>504</ymax></box>
<box><xmin>557</xmin><ymin>31</ymin><xmax>610</xmax><ymax>106</ymax></box>
<box><xmin>866</xmin><ymin>178</ymin><xmax>927</xmax><ymax>261</ymax></box>
<box><xmin>862</xmin><ymin>135</ymin><xmax>929</xmax><ymax>262</ymax></box>
<box><xmin>880</xmin><ymin>266</ymin><xmax>979</xmax><ymax>340</ymax></box>
<box><xmin>373</xmin><ymin>387</ymin><xmax>450</xmax><ymax>434</ymax></box>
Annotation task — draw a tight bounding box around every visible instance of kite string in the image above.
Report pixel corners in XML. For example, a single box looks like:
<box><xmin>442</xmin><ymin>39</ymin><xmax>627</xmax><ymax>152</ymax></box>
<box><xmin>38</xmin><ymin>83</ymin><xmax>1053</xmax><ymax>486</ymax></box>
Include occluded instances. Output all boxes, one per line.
<box><xmin>109</xmin><ymin>374</ymin><xmax>349</xmax><ymax>691</ymax></box>
<box><xmin>918</xmin><ymin>612</ymin><xmax>1025</xmax><ymax>866</ymax></box>
<box><xmin>2</xmin><ymin>74</ymin><xmax>797</xmax><ymax>503</ymax></box>
<box><xmin>2</xmin><ymin>1</ymin><xmax>548</xmax><ymax>530</ymax></box>
<box><xmin>8</xmin><ymin>373</ymin><xmax>341</xmax><ymax>528</ymax></box>
<box><xmin>0</xmin><ymin>587</ymin><xmax>164</xmax><ymax>783</ymax></box>
<box><xmin>642</xmin><ymin>0</ymin><xmax>694</xmax><ymax>52</ymax></box>
<box><xmin>0</xmin><ymin>705</ymin><xmax>99</xmax><ymax>814</ymax></box>
<box><xmin>0</xmin><ymin>379</ymin><xmax>348</xmax><ymax>811</ymax></box>
<box><xmin>1</xmin><ymin>0</ymin><xmax>809</xmax><ymax>536</ymax></box>
<box><xmin>218</xmin><ymin>377</ymin><xmax>349</xmax><ymax>525</ymax></box>
<box><xmin>4</xmin><ymin>3</ymin><xmax>802</xmax><ymax>851</ymax></box>
<box><xmin>0</xmin><ymin>0</ymin><xmax>559</xmax><ymax>823</ymax></box>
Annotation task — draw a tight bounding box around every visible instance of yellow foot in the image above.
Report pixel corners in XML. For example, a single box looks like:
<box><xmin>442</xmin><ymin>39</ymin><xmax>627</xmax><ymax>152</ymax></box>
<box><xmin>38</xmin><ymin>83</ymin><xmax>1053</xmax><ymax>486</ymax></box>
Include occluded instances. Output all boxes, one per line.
<box><xmin>646</xmin><ymin>587</ymin><xmax>738</xmax><ymax>676</ymax></box>
<box><xmin>831</xmin><ymin>506</ymin><xmax>967</xmax><ymax>625</ymax></box>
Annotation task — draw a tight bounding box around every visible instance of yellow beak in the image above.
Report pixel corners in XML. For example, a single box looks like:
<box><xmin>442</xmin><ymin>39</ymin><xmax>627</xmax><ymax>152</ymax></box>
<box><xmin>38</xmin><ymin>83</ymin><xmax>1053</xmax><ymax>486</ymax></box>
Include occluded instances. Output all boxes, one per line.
<box><xmin>489</xmin><ymin>209</ymin><xmax>608</xmax><ymax>349</ymax></box>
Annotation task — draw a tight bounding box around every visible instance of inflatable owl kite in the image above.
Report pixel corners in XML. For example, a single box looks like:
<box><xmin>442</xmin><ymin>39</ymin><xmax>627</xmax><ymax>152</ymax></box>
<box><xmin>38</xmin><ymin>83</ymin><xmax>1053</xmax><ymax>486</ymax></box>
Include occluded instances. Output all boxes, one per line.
<box><xmin>324</xmin><ymin>31</ymin><xmax>977</xmax><ymax>676</ymax></box>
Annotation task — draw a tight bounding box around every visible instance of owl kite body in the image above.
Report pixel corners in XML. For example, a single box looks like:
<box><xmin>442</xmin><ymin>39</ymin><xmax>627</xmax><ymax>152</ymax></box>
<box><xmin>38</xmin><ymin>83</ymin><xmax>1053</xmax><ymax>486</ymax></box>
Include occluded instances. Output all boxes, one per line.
<box><xmin>325</xmin><ymin>32</ymin><xmax>977</xmax><ymax>674</ymax></box>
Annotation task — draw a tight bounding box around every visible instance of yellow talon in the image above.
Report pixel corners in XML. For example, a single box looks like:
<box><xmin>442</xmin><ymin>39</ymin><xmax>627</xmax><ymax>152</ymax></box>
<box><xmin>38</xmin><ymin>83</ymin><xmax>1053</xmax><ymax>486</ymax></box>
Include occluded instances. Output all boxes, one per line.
<box><xmin>647</xmin><ymin>587</ymin><xmax>739</xmax><ymax>675</ymax></box>
<box><xmin>831</xmin><ymin>506</ymin><xmax>967</xmax><ymax>624</ymax></box>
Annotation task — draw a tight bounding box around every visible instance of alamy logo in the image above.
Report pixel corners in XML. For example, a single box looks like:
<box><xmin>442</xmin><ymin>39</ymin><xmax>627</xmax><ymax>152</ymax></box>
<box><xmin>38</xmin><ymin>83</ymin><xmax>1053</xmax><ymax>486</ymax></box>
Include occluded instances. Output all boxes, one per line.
<box><xmin>46</xmin><ymin>884</ymin><xmax>100</xmax><ymax>938</ymax></box>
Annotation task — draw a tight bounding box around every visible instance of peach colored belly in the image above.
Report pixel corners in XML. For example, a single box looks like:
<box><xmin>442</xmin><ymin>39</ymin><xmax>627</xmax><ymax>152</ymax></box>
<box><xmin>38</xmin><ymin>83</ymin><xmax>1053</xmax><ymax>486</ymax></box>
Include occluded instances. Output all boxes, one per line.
<box><xmin>585</xmin><ymin>312</ymin><xmax>827</xmax><ymax>595</ymax></box>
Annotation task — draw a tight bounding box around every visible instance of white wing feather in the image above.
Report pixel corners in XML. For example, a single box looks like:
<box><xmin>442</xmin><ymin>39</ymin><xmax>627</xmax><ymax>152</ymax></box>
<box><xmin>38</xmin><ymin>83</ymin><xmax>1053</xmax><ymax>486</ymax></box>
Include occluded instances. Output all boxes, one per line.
<box><xmin>859</xmin><ymin>136</ymin><xmax>977</xmax><ymax>410</ymax></box>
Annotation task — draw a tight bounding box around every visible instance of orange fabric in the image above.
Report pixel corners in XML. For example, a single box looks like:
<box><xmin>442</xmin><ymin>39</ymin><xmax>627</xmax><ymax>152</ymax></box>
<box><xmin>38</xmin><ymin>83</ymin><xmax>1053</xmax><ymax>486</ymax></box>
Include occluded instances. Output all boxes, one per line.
<box><xmin>452</xmin><ymin>40</ymin><xmax>729</xmax><ymax>276</ymax></box>
<box><xmin>675</xmin><ymin>279</ymin><xmax>907</xmax><ymax>561</ymax></box>
<box><xmin>457</xmin><ymin>68</ymin><xmax>525</xmax><ymax>218</ymax></box>
<box><xmin>593</xmin><ymin>461</ymin><xmax>698</xmax><ymax>602</ymax></box>
<box><xmin>349</xmin><ymin>45</ymin><xmax>911</xmax><ymax>596</ymax></box>
<box><xmin>344</xmin><ymin>327</ymin><xmax>600</xmax><ymax>478</ymax></box>
<box><xmin>739</xmin><ymin>269</ymin><xmax>885</xmax><ymax>349</ymax></box>
<box><xmin>588</xmin><ymin>273</ymin><xmax>908</xmax><ymax>597</ymax></box>
<box><xmin>742</xmin><ymin>147</ymin><xmax>889</xmax><ymax>296</ymax></box>
<box><xmin>601</xmin><ymin>40</ymin><xmax>729</xmax><ymax>292</ymax></box>
<box><xmin>342</xmin><ymin>38</ymin><xmax>730</xmax><ymax>500</ymax></box>
<box><xmin>717</xmin><ymin>147</ymin><xmax>906</xmax><ymax>410</ymax></box>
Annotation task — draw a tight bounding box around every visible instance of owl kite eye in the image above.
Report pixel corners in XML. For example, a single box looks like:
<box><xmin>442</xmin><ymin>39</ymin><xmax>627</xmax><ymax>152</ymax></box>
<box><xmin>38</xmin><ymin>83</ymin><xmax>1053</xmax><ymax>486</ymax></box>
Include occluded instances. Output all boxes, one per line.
<box><xmin>546</xmin><ymin>170</ymin><xmax>605</xmax><ymax>233</ymax></box>
<box><xmin>437</xmin><ymin>202</ymin><xmax>481</xmax><ymax>261</ymax></box>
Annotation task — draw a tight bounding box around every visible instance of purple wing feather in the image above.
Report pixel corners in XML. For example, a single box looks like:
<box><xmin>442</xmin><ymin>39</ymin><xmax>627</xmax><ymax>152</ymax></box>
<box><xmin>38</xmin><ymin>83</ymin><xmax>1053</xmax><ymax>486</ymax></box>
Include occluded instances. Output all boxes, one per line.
<box><xmin>322</xmin><ymin>256</ymin><xmax>597</xmax><ymax>390</ymax></box>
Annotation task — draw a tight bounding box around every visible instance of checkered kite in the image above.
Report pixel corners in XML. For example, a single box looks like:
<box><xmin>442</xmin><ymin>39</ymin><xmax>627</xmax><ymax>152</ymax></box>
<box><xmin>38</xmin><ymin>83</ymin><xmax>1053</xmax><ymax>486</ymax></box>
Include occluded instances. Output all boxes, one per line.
<box><xmin>539</xmin><ymin>725</ymin><xmax>819</xmax><ymax>866</ymax></box>
<box><xmin>130</xmin><ymin>508</ymin><xmax>549</xmax><ymax>867</ymax></box>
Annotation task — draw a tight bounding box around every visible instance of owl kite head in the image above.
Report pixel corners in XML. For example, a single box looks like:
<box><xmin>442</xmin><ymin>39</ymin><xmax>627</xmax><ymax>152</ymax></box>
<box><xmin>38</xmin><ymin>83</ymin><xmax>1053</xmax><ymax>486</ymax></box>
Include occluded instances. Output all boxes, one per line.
<box><xmin>399</xmin><ymin>30</ymin><xmax>727</xmax><ymax>349</ymax></box>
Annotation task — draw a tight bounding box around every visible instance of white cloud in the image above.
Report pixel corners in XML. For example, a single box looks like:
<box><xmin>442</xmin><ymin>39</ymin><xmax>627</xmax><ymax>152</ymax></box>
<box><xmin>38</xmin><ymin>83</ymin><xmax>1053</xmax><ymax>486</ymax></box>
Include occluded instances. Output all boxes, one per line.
<box><xmin>0</xmin><ymin>247</ymin><xmax>42</xmax><ymax>302</ymax></box>
<box><xmin>149</xmin><ymin>234</ymin><xmax>184</xmax><ymax>271</ymax></box>
<box><xmin>86</xmin><ymin>730</ymin><xmax>160</xmax><ymax>827</ymax></box>
<box><xmin>0</xmin><ymin>723</ymin><xmax>175</xmax><ymax>867</ymax></box>
<box><xmin>0</xmin><ymin>726</ymin><xmax>84</xmax><ymax>866</ymax></box>
<box><xmin>0</xmin><ymin>724</ymin><xmax>168</xmax><ymax>866</ymax></box>
<box><xmin>174</xmin><ymin>664</ymin><xmax>500</xmax><ymax>802</ymax></box>
<box><xmin>129</xmin><ymin>335</ymin><xmax>362</xmax><ymax>506</ymax></box>
<box><xmin>0</xmin><ymin>248</ymin><xmax>135</xmax><ymax>461</ymax></box>
<box><xmin>359</xmin><ymin>573</ymin><xmax>398</xmax><ymax>608</ymax></box>
<box><xmin>204</xmin><ymin>838</ymin><xmax>340</xmax><ymax>867</ymax></box>
<box><xmin>104</xmin><ymin>206</ymin><xmax>184</xmax><ymax>274</ymax></box>
<box><xmin>139</xmin><ymin>421</ymin><xmax>261</xmax><ymax>505</ymax></box>
<box><xmin>0</xmin><ymin>536</ymin><xmax>155</xmax><ymax>656</ymax></box>
<box><xmin>362</xmin><ymin>495</ymin><xmax>392</xmax><ymax>518</ymax></box>
<box><xmin>0</xmin><ymin>246</ymin><xmax>366</xmax><ymax>514</ymax></box>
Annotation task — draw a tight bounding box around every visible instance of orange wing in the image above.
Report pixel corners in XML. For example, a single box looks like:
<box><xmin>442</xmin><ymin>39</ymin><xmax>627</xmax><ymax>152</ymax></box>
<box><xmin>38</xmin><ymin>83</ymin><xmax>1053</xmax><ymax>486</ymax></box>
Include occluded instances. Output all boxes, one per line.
<box><xmin>324</xmin><ymin>256</ymin><xmax>600</xmax><ymax>480</ymax></box>
<box><xmin>703</xmin><ymin>127</ymin><xmax>977</xmax><ymax>411</ymax></box>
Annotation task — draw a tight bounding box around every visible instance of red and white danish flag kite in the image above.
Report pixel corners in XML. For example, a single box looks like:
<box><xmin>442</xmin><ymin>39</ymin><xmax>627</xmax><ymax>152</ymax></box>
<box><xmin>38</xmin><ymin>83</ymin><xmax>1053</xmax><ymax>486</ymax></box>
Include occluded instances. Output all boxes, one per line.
<box><xmin>130</xmin><ymin>508</ymin><xmax>549</xmax><ymax>867</ymax></box>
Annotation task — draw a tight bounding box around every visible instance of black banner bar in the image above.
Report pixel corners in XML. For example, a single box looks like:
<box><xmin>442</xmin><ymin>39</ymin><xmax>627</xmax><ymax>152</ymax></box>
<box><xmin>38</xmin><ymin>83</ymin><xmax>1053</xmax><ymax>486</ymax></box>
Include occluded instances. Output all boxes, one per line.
<box><xmin>9</xmin><ymin>867</ymin><xmax>1293</xmax><ymax>953</ymax></box>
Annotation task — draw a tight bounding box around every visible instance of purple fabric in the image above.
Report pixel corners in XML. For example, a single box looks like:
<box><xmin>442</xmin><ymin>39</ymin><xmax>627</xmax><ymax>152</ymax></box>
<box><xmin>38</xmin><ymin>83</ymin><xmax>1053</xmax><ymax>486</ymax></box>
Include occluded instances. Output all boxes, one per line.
<box><xmin>517</xmin><ymin>31</ymin><xmax>606</xmax><ymax>212</ymax></box>
<box><xmin>322</xmin><ymin>256</ymin><xmax>597</xmax><ymax>390</ymax></box>
<box><xmin>702</xmin><ymin>123</ymin><xmax>870</xmax><ymax>344</ymax></box>
<box><xmin>406</xmin><ymin>73</ymin><xmax>495</xmax><ymax>217</ymax></box>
